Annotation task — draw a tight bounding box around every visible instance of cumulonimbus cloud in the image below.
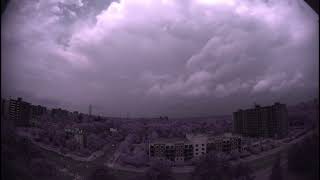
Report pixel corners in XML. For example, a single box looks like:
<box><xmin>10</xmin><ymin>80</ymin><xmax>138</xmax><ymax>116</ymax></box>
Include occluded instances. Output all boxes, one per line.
<box><xmin>68</xmin><ymin>0</ymin><xmax>318</xmax><ymax>97</ymax></box>
<box><xmin>1</xmin><ymin>0</ymin><xmax>318</xmax><ymax>116</ymax></box>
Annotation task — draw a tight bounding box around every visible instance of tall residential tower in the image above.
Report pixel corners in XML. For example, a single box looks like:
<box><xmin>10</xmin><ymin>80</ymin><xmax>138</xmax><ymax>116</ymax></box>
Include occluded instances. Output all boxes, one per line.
<box><xmin>9</xmin><ymin>97</ymin><xmax>32</xmax><ymax>127</ymax></box>
<box><xmin>233</xmin><ymin>102</ymin><xmax>288</xmax><ymax>138</ymax></box>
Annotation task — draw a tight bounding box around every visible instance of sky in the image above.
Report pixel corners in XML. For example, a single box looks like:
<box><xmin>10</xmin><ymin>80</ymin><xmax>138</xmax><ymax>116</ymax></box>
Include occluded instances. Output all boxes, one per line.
<box><xmin>1</xmin><ymin>0</ymin><xmax>319</xmax><ymax>117</ymax></box>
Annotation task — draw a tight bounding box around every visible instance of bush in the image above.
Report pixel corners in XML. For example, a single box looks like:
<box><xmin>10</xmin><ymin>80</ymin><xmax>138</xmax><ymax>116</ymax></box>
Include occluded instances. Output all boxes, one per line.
<box><xmin>119</xmin><ymin>148</ymin><xmax>148</xmax><ymax>167</ymax></box>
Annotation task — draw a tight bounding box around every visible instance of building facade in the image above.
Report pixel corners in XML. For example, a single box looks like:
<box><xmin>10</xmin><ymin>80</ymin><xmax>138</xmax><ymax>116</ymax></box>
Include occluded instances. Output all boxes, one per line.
<box><xmin>9</xmin><ymin>97</ymin><xmax>32</xmax><ymax>127</ymax></box>
<box><xmin>233</xmin><ymin>102</ymin><xmax>288</xmax><ymax>138</ymax></box>
<box><xmin>208</xmin><ymin>133</ymin><xmax>242</xmax><ymax>153</ymax></box>
<box><xmin>149</xmin><ymin>133</ymin><xmax>242</xmax><ymax>164</ymax></box>
<box><xmin>31</xmin><ymin>105</ymin><xmax>47</xmax><ymax>117</ymax></box>
<box><xmin>1</xmin><ymin>98</ymin><xmax>9</xmax><ymax>119</ymax></box>
<box><xmin>149</xmin><ymin>138</ymin><xmax>186</xmax><ymax>162</ymax></box>
<box><xmin>186</xmin><ymin>134</ymin><xmax>208</xmax><ymax>158</ymax></box>
<box><xmin>64</xmin><ymin>128</ymin><xmax>87</xmax><ymax>148</ymax></box>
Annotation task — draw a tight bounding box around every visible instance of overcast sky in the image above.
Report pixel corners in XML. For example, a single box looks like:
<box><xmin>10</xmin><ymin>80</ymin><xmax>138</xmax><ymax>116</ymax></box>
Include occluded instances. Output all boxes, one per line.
<box><xmin>1</xmin><ymin>0</ymin><xmax>319</xmax><ymax>117</ymax></box>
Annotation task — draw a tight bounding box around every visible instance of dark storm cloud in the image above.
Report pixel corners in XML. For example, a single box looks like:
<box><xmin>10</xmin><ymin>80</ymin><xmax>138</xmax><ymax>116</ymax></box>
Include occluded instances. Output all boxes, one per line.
<box><xmin>1</xmin><ymin>0</ymin><xmax>318</xmax><ymax>117</ymax></box>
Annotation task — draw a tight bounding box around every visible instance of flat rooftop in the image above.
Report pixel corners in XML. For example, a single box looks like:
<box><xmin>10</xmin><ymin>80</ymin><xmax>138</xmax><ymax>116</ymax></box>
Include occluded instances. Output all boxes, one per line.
<box><xmin>151</xmin><ymin>133</ymin><xmax>242</xmax><ymax>144</ymax></box>
<box><xmin>150</xmin><ymin>137</ymin><xmax>187</xmax><ymax>144</ymax></box>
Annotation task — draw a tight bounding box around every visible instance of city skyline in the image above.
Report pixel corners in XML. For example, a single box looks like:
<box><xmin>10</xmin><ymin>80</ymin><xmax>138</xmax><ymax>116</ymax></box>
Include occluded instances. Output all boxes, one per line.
<box><xmin>1</xmin><ymin>95</ymin><xmax>318</xmax><ymax>119</ymax></box>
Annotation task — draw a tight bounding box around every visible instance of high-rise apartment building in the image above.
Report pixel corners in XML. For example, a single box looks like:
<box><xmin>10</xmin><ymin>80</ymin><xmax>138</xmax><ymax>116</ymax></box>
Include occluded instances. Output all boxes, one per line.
<box><xmin>9</xmin><ymin>97</ymin><xmax>32</xmax><ymax>127</ymax></box>
<box><xmin>233</xmin><ymin>102</ymin><xmax>288</xmax><ymax>138</ymax></box>
<box><xmin>1</xmin><ymin>98</ymin><xmax>9</xmax><ymax>119</ymax></box>
<box><xmin>31</xmin><ymin>105</ymin><xmax>47</xmax><ymax>117</ymax></box>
